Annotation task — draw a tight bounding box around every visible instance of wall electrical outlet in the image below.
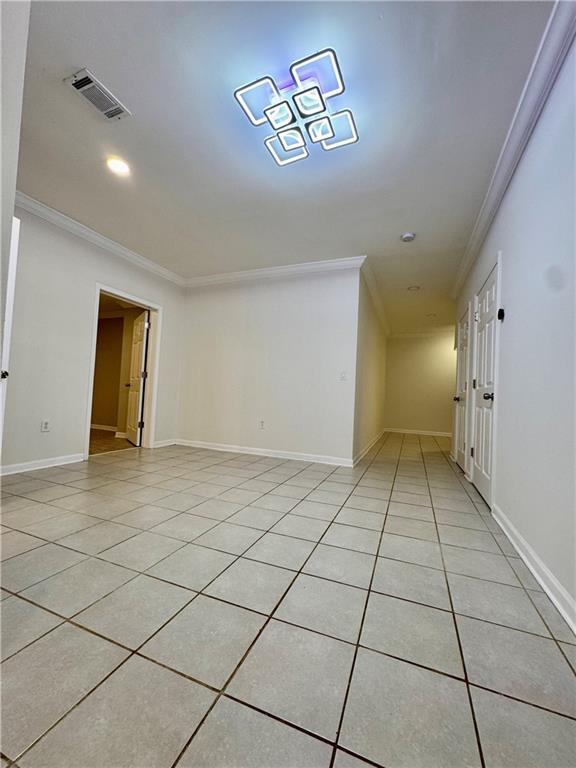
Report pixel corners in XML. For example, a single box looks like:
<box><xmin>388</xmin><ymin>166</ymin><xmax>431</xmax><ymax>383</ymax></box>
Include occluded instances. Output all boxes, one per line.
<box><xmin>258</xmin><ymin>420</ymin><xmax>265</xmax><ymax>430</ymax></box>
<box><xmin>40</xmin><ymin>420</ymin><xmax>50</xmax><ymax>433</ymax></box>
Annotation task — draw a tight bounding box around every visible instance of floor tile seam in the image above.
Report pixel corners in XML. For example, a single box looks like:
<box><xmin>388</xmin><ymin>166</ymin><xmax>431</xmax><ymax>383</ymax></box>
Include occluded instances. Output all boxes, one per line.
<box><xmin>327</xmin><ymin>434</ymin><xmax>402</xmax><ymax>768</ymax></box>
<box><xmin>167</xmin><ymin>456</ymin><xmax>358</xmax><ymax>767</ymax></box>
<box><xmin>2</xmin><ymin>462</ymin><xmax>339</xmax><ymax>611</ymax></box>
<box><xmin>7</xmin><ymin>650</ymin><xmax>134</xmax><ymax>765</ymax></box>
<box><xmin>432</xmin><ymin>440</ymin><xmax>576</xmax><ymax>672</ymax></box>
<box><xmin>167</xmin><ymin>442</ymin><xmax>388</xmax><ymax>767</ymax></box>
<box><xmin>426</xmin><ymin>436</ymin><xmax>485</xmax><ymax>768</ymax></box>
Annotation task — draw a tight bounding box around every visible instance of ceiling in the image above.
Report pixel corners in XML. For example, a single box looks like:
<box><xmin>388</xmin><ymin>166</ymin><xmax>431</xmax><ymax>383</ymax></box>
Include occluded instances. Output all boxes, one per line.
<box><xmin>99</xmin><ymin>293</ymin><xmax>142</xmax><ymax>313</ymax></box>
<box><xmin>18</xmin><ymin>1</ymin><xmax>551</xmax><ymax>332</ymax></box>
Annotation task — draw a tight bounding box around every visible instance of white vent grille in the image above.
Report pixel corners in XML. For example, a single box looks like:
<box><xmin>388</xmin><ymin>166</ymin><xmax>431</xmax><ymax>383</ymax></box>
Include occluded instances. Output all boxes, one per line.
<box><xmin>66</xmin><ymin>68</ymin><xmax>131</xmax><ymax>121</ymax></box>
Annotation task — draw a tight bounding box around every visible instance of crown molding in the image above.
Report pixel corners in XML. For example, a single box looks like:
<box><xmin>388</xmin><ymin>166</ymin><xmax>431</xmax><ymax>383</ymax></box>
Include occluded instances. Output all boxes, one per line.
<box><xmin>15</xmin><ymin>192</ymin><xmax>368</xmax><ymax>291</ymax></box>
<box><xmin>15</xmin><ymin>191</ymin><xmax>186</xmax><ymax>287</ymax></box>
<box><xmin>452</xmin><ymin>0</ymin><xmax>576</xmax><ymax>297</ymax></box>
<box><xmin>360</xmin><ymin>260</ymin><xmax>390</xmax><ymax>336</ymax></box>
<box><xmin>185</xmin><ymin>255</ymin><xmax>366</xmax><ymax>288</ymax></box>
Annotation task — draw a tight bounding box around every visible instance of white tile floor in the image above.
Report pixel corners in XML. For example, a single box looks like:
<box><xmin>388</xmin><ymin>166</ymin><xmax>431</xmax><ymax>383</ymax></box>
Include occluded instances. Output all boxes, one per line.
<box><xmin>1</xmin><ymin>433</ymin><xmax>575</xmax><ymax>767</ymax></box>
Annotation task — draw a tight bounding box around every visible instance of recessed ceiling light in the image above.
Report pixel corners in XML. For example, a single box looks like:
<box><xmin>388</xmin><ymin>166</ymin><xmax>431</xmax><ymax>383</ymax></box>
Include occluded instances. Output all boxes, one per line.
<box><xmin>407</xmin><ymin>285</ymin><xmax>421</xmax><ymax>291</ymax></box>
<box><xmin>426</xmin><ymin>313</ymin><xmax>437</xmax><ymax>317</ymax></box>
<box><xmin>106</xmin><ymin>156</ymin><xmax>130</xmax><ymax>177</ymax></box>
<box><xmin>400</xmin><ymin>232</ymin><xmax>416</xmax><ymax>242</ymax></box>
<box><xmin>235</xmin><ymin>48</ymin><xmax>357</xmax><ymax>166</ymax></box>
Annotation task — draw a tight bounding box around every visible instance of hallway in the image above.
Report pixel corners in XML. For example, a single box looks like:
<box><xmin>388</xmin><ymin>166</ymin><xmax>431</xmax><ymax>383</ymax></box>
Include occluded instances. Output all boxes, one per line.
<box><xmin>1</xmin><ymin>434</ymin><xmax>574</xmax><ymax>767</ymax></box>
<box><xmin>89</xmin><ymin>429</ymin><xmax>134</xmax><ymax>456</ymax></box>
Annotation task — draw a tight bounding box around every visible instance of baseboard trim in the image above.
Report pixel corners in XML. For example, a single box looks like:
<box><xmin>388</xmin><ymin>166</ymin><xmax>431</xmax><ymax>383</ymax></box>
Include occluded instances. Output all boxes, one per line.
<box><xmin>152</xmin><ymin>439</ymin><xmax>180</xmax><ymax>449</ymax></box>
<box><xmin>166</xmin><ymin>439</ymin><xmax>353</xmax><ymax>467</ymax></box>
<box><xmin>114</xmin><ymin>432</ymin><xmax>127</xmax><ymax>439</ymax></box>
<box><xmin>353</xmin><ymin>428</ymin><xmax>386</xmax><ymax>465</ymax></box>
<box><xmin>91</xmin><ymin>424</ymin><xmax>117</xmax><ymax>432</ymax></box>
<box><xmin>1</xmin><ymin>453</ymin><xmax>85</xmax><ymax>476</ymax></box>
<box><xmin>492</xmin><ymin>503</ymin><xmax>576</xmax><ymax>634</ymax></box>
<box><xmin>383</xmin><ymin>428</ymin><xmax>452</xmax><ymax>437</ymax></box>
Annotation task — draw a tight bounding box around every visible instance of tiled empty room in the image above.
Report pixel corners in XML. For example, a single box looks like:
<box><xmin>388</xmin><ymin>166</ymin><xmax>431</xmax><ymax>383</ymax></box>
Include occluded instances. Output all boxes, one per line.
<box><xmin>1</xmin><ymin>1</ymin><xmax>575</xmax><ymax>766</ymax></box>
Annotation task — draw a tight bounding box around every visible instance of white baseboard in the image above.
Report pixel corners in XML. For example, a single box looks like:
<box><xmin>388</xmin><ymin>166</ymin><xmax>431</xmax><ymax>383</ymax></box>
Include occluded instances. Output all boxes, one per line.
<box><xmin>384</xmin><ymin>428</ymin><xmax>452</xmax><ymax>437</ymax></box>
<box><xmin>91</xmin><ymin>424</ymin><xmax>117</xmax><ymax>432</ymax></box>
<box><xmin>152</xmin><ymin>439</ymin><xmax>179</xmax><ymax>449</ymax></box>
<box><xmin>492</xmin><ymin>503</ymin><xmax>576</xmax><ymax>635</ymax></box>
<box><xmin>1</xmin><ymin>453</ymin><xmax>85</xmax><ymax>476</ymax></box>
<box><xmin>114</xmin><ymin>432</ymin><xmax>127</xmax><ymax>439</ymax></box>
<box><xmin>168</xmin><ymin>439</ymin><xmax>353</xmax><ymax>467</ymax></box>
<box><xmin>353</xmin><ymin>428</ymin><xmax>386</xmax><ymax>465</ymax></box>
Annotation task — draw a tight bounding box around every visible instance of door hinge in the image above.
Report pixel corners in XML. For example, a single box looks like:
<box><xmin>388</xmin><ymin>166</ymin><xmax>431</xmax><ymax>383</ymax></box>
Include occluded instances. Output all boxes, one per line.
<box><xmin>470</xmin><ymin>447</ymin><xmax>474</xmax><ymax>458</ymax></box>
<box><xmin>473</xmin><ymin>311</ymin><xmax>479</xmax><ymax>322</ymax></box>
<box><xmin>138</xmin><ymin>421</ymin><xmax>144</xmax><ymax>429</ymax></box>
<box><xmin>497</xmin><ymin>308</ymin><xmax>505</xmax><ymax>321</ymax></box>
<box><xmin>141</xmin><ymin>371</ymin><xmax>148</xmax><ymax>380</ymax></box>
<box><xmin>144</xmin><ymin>321</ymin><xmax>151</xmax><ymax>329</ymax></box>
<box><xmin>472</xmin><ymin>378</ymin><xmax>477</xmax><ymax>389</ymax></box>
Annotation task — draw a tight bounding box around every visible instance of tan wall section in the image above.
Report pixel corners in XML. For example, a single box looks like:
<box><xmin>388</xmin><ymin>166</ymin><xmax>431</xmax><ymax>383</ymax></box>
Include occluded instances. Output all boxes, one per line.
<box><xmin>91</xmin><ymin>318</ymin><xmax>123</xmax><ymax>428</ymax></box>
<box><xmin>384</xmin><ymin>332</ymin><xmax>456</xmax><ymax>434</ymax></box>
<box><xmin>353</xmin><ymin>274</ymin><xmax>387</xmax><ymax>459</ymax></box>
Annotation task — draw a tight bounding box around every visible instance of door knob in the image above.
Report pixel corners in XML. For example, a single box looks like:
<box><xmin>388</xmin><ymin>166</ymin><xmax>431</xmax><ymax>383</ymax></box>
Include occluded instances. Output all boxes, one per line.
<box><xmin>453</xmin><ymin>396</ymin><xmax>460</xmax><ymax>402</ymax></box>
<box><xmin>483</xmin><ymin>393</ymin><xmax>494</xmax><ymax>401</ymax></box>
<box><xmin>0</xmin><ymin>370</ymin><xmax>9</xmax><ymax>379</ymax></box>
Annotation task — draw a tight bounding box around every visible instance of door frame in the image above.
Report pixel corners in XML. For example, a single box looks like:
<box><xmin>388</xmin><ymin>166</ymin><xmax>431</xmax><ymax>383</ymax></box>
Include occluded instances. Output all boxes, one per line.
<box><xmin>453</xmin><ymin>301</ymin><xmax>472</xmax><ymax>474</ymax></box>
<box><xmin>84</xmin><ymin>284</ymin><xmax>162</xmax><ymax>459</ymax></box>
<box><xmin>469</xmin><ymin>253</ymin><xmax>502</xmax><ymax>506</ymax></box>
<box><xmin>0</xmin><ymin>217</ymin><xmax>21</xmax><ymax>452</ymax></box>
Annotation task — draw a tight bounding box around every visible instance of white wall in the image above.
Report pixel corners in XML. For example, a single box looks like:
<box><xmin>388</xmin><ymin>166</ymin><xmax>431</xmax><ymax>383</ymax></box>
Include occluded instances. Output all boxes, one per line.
<box><xmin>2</xmin><ymin>208</ymin><xmax>185</xmax><ymax>467</ymax></box>
<box><xmin>1</xmin><ymin>1</ymin><xmax>30</xmax><ymax>355</ymax></box>
<box><xmin>353</xmin><ymin>274</ymin><xmax>387</xmax><ymax>459</ymax></box>
<box><xmin>180</xmin><ymin>270</ymin><xmax>360</xmax><ymax>464</ymax></box>
<box><xmin>457</xmin><ymin>43</ymin><xmax>575</xmax><ymax>611</ymax></box>
<box><xmin>384</xmin><ymin>331</ymin><xmax>456</xmax><ymax>434</ymax></box>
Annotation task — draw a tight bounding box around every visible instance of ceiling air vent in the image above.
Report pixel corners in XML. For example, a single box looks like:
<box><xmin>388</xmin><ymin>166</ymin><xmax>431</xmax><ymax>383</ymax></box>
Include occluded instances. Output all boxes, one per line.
<box><xmin>66</xmin><ymin>68</ymin><xmax>131</xmax><ymax>121</ymax></box>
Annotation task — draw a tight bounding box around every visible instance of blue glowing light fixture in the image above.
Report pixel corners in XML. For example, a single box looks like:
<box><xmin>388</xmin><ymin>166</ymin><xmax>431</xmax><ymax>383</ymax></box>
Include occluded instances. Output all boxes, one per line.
<box><xmin>234</xmin><ymin>48</ymin><xmax>358</xmax><ymax>166</ymax></box>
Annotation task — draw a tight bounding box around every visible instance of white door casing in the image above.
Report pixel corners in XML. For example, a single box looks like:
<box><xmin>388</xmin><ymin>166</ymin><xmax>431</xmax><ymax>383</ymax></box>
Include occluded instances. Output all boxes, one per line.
<box><xmin>0</xmin><ymin>217</ymin><xmax>21</xmax><ymax>451</ymax></box>
<box><xmin>472</xmin><ymin>265</ymin><xmax>498</xmax><ymax>502</ymax></box>
<box><xmin>126</xmin><ymin>310</ymin><xmax>149</xmax><ymax>446</ymax></box>
<box><xmin>455</xmin><ymin>305</ymin><xmax>470</xmax><ymax>471</ymax></box>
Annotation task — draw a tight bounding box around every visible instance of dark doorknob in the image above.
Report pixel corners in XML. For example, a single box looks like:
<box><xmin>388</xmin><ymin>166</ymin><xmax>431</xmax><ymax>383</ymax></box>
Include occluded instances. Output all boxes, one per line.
<box><xmin>483</xmin><ymin>393</ymin><xmax>494</xmax><ymax>401</ymax></box>
<box><xmin>0</xmin><ymin>370</ymin><xmax>8</xmax><ymax>379</ymax></box>
<box><xmin>453</xmin><ymin>396</ymin><xmax>460</xmax><ymax>402</ymax></box>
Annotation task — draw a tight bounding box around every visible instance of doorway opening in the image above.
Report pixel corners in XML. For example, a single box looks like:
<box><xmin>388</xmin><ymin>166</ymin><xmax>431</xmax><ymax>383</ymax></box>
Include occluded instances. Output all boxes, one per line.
<box><xmin>87</xmin><ymin>289</ymin><xmax>157</xmax><ymax>456</ymax></box>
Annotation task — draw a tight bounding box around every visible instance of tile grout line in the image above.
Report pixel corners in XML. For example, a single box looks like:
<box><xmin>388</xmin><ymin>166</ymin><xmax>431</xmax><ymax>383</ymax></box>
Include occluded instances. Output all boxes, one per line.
<box><xmin>433</xmin><ymin>437</ymin><xmax>576</xmax><ymax>677</ymax></box>
<box><xmin>5</xmin><ymin>451</ymin><xmax>355</xmax><ymax>765</ymax></box>
<box><xmin>169</xmin><ymin>436</ymin><xmax>389</xmax><ymax>768</ymax></box>
<box><xmin>327</xmin><ymin>432</ymin><xmax>402</xmax><ymax>768</ymax></box>
<box><xmin>4</xmin><ymin>439</ymin><xmax>575</xmax><ymax>767</ymax></box>
<box><xmin>424</xmin><ymin>435</ymin><xmax>488</xmax><ymax>768</ymax></box>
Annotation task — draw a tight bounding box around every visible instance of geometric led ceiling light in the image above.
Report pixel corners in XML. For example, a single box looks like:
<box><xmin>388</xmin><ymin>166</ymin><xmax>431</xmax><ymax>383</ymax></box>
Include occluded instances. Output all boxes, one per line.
<box><xmin>234</xmin><ymin>48</ymin><xmax>358</xmax><ymax>167</ymax></box>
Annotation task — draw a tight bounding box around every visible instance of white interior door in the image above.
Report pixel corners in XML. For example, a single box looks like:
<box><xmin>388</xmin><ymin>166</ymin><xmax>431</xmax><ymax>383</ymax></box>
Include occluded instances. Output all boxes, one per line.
<box><xmin>454</xmin><ymin>306</ymin><xmax>470</xmax><ymax>471</ymax></box>
<box><xmin>126</xmin><ymin>310</ymin><xmax>149</xmax><ymax>446</ymax></box>
<box><xmin>472</xmin><ymin>266</ymin><xmax>497</xmax><ymax>502</ymax></box>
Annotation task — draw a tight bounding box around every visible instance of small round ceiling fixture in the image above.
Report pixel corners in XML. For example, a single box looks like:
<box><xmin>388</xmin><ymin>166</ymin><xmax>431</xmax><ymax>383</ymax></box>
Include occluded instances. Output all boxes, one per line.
<box><xmin>407</xmin><ymin>285</ymin><xmax>421</xmax><ymax>291</ymax></box>
<box><xmin>400</xmin><ymin>232</ymin><xmax>416</xmax><ymax>242</ymax></box>
<box><xmin>106</xmin><ymin>156</ymin><xmax>130</xmax><ymax>177</ymax></box>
